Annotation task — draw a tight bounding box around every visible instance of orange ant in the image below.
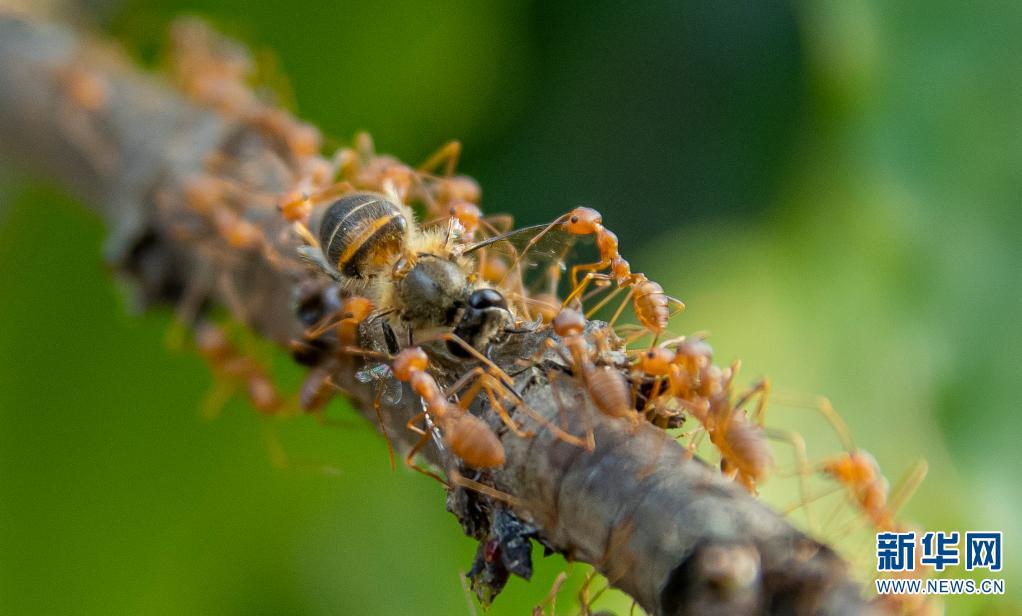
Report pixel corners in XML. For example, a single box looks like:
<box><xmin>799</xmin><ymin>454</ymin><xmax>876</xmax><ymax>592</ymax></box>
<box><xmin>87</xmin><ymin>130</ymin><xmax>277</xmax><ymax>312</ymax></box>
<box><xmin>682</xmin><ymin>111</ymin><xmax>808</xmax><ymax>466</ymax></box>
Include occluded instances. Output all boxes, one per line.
<box><xmin>763</xmin><ymin>395</ymin><xmax>927</xmax><ymax>535</ymax></box>
<box><xmin>391</xmin><ymin>347</ymin><xmax>505</xmax><ymax>481</ymax></box>
<box><xmin>194</xmin><ymin>322</ymin><xmax>283</xmax><ymax>417</ymax></box>
<box><xmin>814</xmin><ymin>449</ymin><xmax>927</xmax><ymax>535</ymax></box>
<box><xmin>419</xmin><ymin>331</ymin><xmax>589</xmax><ymax>451</ymax></box>
<box><xmin>541</xmin><ymin>309</ymin><xmax>640</xmax><ymax>450</ymax></box>
<box><xmin>182</xmin><ymin>175</ymin><xmax>267</xmax><ymax>251</ymax></box>
<box><xmin>501</xmin><ymin>207</ymin><xmax>682</xmax><ymax>339</ymax></box>
<box><xmin>334</xmin><ymin>132</ymin><xmax>416</xmax><ymax>203</ymax></box>
<box><xmin>693</xmin><ymin>371</ymin><xmax>772</xmax><ymax>493</ymax></box>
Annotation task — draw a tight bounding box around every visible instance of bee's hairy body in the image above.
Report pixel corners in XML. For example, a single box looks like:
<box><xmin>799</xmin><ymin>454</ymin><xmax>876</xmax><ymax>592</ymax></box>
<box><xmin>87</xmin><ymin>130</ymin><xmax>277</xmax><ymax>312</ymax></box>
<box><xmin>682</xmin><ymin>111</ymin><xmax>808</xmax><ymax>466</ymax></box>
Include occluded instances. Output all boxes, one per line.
<box><xmin>311</xmin><ymin>192</ymin><xmax>512</xmax><ymax>353</ymax></box>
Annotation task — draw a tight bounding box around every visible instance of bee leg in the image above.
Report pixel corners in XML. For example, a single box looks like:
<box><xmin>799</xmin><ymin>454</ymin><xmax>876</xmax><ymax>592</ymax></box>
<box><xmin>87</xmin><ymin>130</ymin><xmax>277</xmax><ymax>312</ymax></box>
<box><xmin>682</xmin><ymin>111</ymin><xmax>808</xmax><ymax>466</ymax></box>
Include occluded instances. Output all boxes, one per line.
<box><xmin>382</xmin><ymin>321</ymin><xmax>401</xmax><ymax>355</ymax></box>
<box><xmin>296</xmin><ymin>245</ymin><xmax>340</xmax><ymax>281</ymax></box>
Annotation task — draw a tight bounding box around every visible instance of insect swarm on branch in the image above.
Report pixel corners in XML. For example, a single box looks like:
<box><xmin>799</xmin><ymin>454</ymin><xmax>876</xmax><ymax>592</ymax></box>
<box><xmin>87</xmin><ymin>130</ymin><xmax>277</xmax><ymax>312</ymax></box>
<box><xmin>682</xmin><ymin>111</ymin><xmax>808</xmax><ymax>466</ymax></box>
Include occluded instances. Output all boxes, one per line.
<box><xmin>0</xmin><ymin>13</ymin><xmax>911</xmax><ymax>615</ymax></box>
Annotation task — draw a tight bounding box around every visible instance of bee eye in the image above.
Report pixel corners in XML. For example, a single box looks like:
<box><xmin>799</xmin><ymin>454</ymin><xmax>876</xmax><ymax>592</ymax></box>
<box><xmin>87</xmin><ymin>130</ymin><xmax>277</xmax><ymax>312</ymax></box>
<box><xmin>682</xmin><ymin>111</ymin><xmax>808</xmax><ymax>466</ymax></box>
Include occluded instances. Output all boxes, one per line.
<box><xmin>468</xmin><ymin>288</ymin><xmax>507</xmax><ymax>310</ymax></box>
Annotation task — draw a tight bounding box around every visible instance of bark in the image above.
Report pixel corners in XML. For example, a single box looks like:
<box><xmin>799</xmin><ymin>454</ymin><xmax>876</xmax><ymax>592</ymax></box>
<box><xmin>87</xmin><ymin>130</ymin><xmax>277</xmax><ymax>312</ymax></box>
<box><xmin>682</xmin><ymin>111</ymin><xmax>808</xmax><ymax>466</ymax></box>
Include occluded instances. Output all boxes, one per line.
<box><xmin>0</xmin><ymin>13</ymin><xmax>873</xmax><ymax>615</ymax></box>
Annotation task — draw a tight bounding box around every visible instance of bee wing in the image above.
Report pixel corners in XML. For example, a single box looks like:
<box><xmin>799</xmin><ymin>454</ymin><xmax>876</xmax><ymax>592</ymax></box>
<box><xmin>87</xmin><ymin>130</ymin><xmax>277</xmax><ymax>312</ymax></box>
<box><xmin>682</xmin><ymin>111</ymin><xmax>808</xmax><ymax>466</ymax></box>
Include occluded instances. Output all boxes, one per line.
<box><xmin>463</xmin><ymin>223</ymin><xmax>586</xmax><ymax>291</ymax></box>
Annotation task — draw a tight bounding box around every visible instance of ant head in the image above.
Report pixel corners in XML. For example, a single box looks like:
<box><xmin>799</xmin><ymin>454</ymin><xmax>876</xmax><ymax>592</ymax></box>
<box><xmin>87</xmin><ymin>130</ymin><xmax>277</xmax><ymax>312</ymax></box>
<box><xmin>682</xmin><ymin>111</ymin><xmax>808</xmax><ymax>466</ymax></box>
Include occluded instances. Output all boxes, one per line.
<box><xmin>341</xmin><ymin>296</ymin><xmax>374</xmax><ymax>322</ymax></box>
<box><xmin>552</xmin><ymin>308</ymin><xmax>586</xmax><ymax>337</ymax></box>
<box><xmin>565</xmin><ymin>206</ymin><xmax>602</xmax><ymax>235</ymax></box>
<box><xmin>449</xmin><ymin>201</ymin><xmax>482</xmax><ymax>234</ymax></box>
<box><xmin>392</xmin><ymin>347</ymin><xmax>429</xmax><ymax>381</ymax></box>
<box><xmin>640</xmin><ymin>348</ymin><xmax>675</xmax><ymax>376</ymax></box>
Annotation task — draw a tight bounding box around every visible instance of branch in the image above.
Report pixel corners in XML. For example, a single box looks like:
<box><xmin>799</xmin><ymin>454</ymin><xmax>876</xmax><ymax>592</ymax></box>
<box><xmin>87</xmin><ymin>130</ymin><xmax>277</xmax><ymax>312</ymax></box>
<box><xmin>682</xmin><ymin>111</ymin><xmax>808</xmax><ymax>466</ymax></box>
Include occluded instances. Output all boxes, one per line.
<box><xmin>0</xmin><ymin>13</ymin><xmax>872</xmax><ymax>615</ymax></box>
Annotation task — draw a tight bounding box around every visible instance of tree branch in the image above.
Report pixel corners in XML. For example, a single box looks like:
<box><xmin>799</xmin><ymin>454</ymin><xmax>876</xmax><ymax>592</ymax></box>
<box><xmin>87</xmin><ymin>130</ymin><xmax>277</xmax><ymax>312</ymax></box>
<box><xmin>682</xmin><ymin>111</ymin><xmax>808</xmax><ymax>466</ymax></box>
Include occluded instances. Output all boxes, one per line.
<box><xmin>0</xmin><ymin>13</ymin><xmax>872</xmax><ymax>615</ymax></box>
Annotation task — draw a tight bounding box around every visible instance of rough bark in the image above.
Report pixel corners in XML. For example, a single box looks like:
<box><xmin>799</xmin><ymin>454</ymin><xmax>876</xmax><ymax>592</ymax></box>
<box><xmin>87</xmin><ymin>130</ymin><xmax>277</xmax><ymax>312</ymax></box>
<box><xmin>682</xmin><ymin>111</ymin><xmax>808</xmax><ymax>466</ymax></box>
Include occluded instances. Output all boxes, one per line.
<box><xmin>0</xmin><ymin>13</ymin><xmax>872</xmax><ymax>615</ymax></box>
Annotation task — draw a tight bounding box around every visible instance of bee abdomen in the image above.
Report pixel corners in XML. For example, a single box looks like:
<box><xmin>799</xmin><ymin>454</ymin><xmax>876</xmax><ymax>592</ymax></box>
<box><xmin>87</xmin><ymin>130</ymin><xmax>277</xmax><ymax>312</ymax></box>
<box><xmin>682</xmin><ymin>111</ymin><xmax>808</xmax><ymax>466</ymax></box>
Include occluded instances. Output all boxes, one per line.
<box><xmin>319</xmin><ymin>193</ymin><xmax>407</xmax><ymax>279</ymax></box>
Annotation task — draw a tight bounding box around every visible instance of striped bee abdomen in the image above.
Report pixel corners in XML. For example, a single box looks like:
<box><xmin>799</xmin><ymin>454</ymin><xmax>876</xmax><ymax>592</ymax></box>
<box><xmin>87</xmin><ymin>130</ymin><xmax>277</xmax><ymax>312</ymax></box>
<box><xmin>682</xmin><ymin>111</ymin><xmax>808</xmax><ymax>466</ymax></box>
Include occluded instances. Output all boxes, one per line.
<box><xmin>318</xmin><ymin>193</ymin><xmax>407</xmax><ymax>279</ymax></box>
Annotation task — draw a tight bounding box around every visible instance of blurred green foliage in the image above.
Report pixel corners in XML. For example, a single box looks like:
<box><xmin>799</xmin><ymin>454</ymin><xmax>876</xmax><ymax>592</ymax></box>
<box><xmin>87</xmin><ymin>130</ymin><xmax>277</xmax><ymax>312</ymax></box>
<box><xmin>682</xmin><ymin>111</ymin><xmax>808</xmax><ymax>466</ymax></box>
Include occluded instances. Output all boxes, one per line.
<box><xmin>1</xmin><ymin>1</ymin><xmax>1019</xmax><ymax>614</ymax></box>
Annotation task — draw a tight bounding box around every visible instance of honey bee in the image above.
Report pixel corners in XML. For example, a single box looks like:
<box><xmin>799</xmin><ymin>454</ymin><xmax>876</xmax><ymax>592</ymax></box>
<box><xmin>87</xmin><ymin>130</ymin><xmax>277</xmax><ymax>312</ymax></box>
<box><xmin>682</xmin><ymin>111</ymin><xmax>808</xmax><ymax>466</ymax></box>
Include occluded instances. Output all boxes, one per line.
<box><xmin>295</xmin><ymin>192</ymin><xmax>516</xmax><ymax>355</ymax></box>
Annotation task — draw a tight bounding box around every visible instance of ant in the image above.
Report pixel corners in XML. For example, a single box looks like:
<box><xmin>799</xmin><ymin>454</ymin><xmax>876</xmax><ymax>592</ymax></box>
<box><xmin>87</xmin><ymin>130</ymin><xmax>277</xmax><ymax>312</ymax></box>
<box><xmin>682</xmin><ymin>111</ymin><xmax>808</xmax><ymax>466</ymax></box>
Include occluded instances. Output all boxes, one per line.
<box><xmin>391</xmin><ymin>347</ymin><xmax>505</xmax><ymax>481</ymax></box>
<box><xmin>635</xmin><ymin>337</ymin><xmax>772</xmax><ymax>494</ymax></box>
<box><xmin>194</xmin><ymin>322</ymin><xmax>283</xmax><ymax>417</ymax></box>
<box><xmin>417</xmin><ymin>331</ymin><xmax>589</xmax><ymax>451</ymax></box>
<box><xmin>763</xmin><ymin>395</ymin><xmax>927</xmax><ymax>535</ymax></box>
<box><xmin>541</xmin><ymin>309</ymin><xmax>641</xmax><ymax>449</ymax></box>
<box><xmin>504</xmin><ymin>207</ymin><xmax>683</xmax><ymax>340</ymax></box>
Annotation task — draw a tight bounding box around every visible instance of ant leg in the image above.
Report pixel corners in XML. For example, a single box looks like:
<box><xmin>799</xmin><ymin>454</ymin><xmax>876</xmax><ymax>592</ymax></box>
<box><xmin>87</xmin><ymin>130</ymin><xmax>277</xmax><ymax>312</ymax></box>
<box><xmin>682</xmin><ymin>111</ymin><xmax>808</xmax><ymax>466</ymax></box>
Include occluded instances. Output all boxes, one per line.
<box><xmin>487</xmin><ymin>372</ymin><xmax>590</xmax><ymax>448</ymax></box>
<box><xmin>446</xmin><ymin>366</ymin><xmax>487</xmax><ymax>402</ymax></box>
<box><xmin>200</xmin><ymin>381</ymin><xmax>235</xmax><ymax>420</ymax></box>
<box><xmin>482</xmin><ymin>379</ymin><xmax>534</xmax><ymax>438</ymax></box>
<box><xmin>403</xmin><ymin>413</ymin><xmax>448</xmax><ymax>485</ymax></box>
<box><xmin>733</xmin><ymin>379</ymin><xmax>771</xmax><ymax>423</ymax></box>
<box><xmin>607</xmin><ymin>286</ymin><xmax>637</xmax><ymax>329</ymax></box>
<box><xmin>428</xmin><ymin>333</ymin><xmax>519</xmax><ymax>394</ymax></box>
<box><xmin>458</xmin><ymin>571</ymin><xmax>479</xmax><ymax>616</ymax></box>
<box><xmin>417</xmin><ymin>140</ymin><xmax>462</xmax><ymax>177</ymax></box>
<box><xmin>584</xmin><ymin>284</ymin><xmax>625</xmax><ymax>319</ymax></box>
<box><xmin>886</xmin><ymin>459</ymin><xmax>928</xmax><ymax>522</ymax></box>
<box><xmin>480</xmin><ymin>214</ymin><xmax>514</xmax><ymax>236</ymax></box>
<box><xmin>262</xmin><ymin>423</ymin><xmax>341</xmax><ymax>475</ymax></box>
<box><xmin>448</xmin><ymin>471</ymin><xmax>518</xmax><ymax>506</ymax></box>
<box><xmin>533</xmin><ymin>571</ymin><xmax>568</xmax><ymax>616</ymax></box>
<box><xmin>578</xmin><ymin>569</ymin><xmax>598</xmax><ymax>616</ymax></box>
<box><xmin>764</xmin><ymin>427</ymin><xmax>815</xmax><ymax>532</ymax></box>
<box><xmin>569</xmin><ymin>261</ymin><xmax>609</xmax><ymax>291</ymax></box>
<box><xmin>772</xmin><ymin>393</ymin><xmax>857</xmax><ymax>452</ymax></box>
<box><xmin>449</xmin><ymin>367</ymin><xmax>530</xmax><ymax>437</ymax></box>
<box><xmin>561</xmin><ymin>271</ymin><xmax>614</xmax><ymax>310</ymax></box>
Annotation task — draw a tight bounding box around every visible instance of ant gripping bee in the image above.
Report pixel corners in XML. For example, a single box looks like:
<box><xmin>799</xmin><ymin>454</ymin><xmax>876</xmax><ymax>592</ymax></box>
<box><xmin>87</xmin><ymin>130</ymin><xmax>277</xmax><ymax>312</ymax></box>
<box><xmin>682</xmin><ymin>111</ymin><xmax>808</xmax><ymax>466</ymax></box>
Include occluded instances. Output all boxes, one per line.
<box><xmin>392</xmin><ymin>347</ymin><xmax>505</xmax><ymax>479</ymax></box>
<box><xmin>294</xmin><ymin>191</ymin><xmax>518</xmax><ymax>358</ymax></box>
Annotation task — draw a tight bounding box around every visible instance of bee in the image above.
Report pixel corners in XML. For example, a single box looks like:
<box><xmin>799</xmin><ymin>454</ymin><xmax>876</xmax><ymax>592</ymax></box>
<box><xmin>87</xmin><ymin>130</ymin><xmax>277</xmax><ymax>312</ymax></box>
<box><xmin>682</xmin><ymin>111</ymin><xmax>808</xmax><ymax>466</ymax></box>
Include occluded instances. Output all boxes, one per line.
<box><xmin>296</xmin><ymin>192</ymin><xmax>515</xmax><ymax>355</ymax></box>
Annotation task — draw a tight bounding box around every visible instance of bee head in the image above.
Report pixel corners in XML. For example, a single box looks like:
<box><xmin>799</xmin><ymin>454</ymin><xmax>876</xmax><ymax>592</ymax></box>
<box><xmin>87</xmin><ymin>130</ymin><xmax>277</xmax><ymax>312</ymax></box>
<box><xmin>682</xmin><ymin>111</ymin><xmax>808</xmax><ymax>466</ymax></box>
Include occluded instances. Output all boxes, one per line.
<box><xmin>449</xmin><ymin>287</ymin><xmax>513</xmax><ymax>357</ymax></box>
<box><xmin>394</xmin><ymin>255</ymin><xmax>469</xmax><ymax>329</ymax></box>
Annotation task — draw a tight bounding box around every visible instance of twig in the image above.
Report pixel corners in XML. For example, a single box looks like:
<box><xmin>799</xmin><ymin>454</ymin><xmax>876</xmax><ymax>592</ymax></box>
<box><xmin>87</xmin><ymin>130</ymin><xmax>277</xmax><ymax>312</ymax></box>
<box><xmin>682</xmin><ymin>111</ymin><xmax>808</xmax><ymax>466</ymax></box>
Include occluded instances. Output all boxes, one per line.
<box><xmin>0</xmin><ymin>13</ymin><xmax>872</xmax><ymax>615</ymax></box>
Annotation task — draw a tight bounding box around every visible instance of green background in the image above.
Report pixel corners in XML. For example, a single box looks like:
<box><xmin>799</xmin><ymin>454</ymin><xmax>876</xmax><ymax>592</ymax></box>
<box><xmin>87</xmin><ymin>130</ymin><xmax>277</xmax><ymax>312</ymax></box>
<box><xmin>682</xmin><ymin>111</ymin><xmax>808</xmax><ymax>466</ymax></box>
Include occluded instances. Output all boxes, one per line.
<box><xmin>1</xmin><ymin>1</ymin><xmax>1019</xmax><ymax>614</ymax></box>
